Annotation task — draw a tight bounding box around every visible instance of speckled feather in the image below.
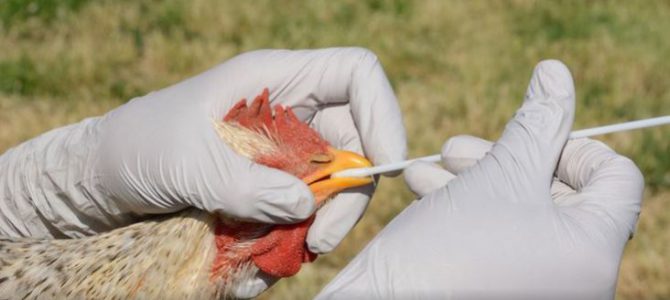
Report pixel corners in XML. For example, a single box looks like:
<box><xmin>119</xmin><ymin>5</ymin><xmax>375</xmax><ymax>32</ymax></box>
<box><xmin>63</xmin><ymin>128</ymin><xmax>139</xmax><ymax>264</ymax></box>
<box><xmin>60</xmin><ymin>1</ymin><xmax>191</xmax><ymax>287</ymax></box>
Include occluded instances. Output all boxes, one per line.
<box><xmin>0</xmin><ymin>209</ymin><xmax>246</xmax><ymax>299</ymax></box>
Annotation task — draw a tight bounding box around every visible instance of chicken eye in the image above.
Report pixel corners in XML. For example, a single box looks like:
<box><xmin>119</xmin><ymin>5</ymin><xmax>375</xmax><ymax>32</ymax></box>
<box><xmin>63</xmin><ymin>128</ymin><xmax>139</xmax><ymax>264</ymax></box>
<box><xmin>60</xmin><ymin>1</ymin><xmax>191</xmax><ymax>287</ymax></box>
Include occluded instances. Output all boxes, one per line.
<box><xmin>310</xmin><ymin>153</ymin><xmax>332</xmax><ymax>164</ymax></box>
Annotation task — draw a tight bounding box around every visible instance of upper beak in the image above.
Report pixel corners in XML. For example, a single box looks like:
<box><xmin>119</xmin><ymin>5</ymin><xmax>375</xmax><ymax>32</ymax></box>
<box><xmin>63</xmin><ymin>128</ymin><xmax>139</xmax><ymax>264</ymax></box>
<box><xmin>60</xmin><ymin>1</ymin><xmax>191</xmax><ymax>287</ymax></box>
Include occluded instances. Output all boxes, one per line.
<box><xmin>303</xmin><ymin>148</ymin><xmax>373</xmax><ymax>204</ymax></box>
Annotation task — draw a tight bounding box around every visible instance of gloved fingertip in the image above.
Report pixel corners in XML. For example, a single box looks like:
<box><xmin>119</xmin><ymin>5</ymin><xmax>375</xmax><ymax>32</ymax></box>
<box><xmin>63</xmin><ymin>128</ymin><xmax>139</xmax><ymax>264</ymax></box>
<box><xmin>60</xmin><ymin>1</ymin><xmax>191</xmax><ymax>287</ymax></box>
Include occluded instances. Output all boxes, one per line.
<box><xmin>305</xmin><ymin>189</ymin><xmax>372</xmax><ymax>254</ymax></box>
<box><xmin>404</xmin><ymin>161</ymin><xmax>455</xmax><ymax>198</ymax></box>
<box><xmin>530</xmin><ymin>60</ymin><xmax>574</xmax><ymax>100</ymax></box>
<box><xmin>306</xmin><ymin>235</ymin><xmax>337</xmax><ymax>254</ymax></box>
<box><xmin>231</xmin><ymin>272</ymin><xmax>278</xmax><ymax>299</ymax></box>
<box><xmin>259</xmin><ymin>179</ymin><xmax>316</xmax><ymax>222</ymax></box>
<box><xmin>441</xmin><ymin>135</ymin><xmax>493</xmax><ymax>174</ymax></box>
<box><xmin>233</xmin><ymin>167</ymin><xmax>316</xmax><ymax>224</ymax></box>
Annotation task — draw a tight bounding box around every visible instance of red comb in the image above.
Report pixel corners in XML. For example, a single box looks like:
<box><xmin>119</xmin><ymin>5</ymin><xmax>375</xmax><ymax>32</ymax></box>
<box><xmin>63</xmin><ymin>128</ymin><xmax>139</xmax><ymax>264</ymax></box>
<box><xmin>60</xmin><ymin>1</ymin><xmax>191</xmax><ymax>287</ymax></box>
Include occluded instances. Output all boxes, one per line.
<box><xmin>223</xmin><ymin>88</ymin><xmax>274</xmax><ymax>130</ymax></box>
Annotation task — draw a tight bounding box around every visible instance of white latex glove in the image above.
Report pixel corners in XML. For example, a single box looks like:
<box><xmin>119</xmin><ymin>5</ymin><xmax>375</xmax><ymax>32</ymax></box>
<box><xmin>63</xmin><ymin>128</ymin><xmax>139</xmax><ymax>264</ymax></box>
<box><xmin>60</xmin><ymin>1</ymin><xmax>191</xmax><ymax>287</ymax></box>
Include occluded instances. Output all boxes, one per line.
<box><xmin>0</xmin><ymin>48</ymin><xmax>405</xmax><ymax>247</ymax></box>
<box><xmin>317</xmin><ymin>60</ymin><xmax>644</xmax><ymax>299</ymax></box>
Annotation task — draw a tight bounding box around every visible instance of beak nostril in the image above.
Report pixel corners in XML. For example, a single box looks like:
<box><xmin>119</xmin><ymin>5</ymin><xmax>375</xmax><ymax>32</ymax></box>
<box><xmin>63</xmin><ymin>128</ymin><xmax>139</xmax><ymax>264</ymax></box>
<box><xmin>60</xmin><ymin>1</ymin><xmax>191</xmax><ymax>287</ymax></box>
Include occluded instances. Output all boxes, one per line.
<box><xmin>309</xmin><ymin>153</ymin><xmax>332</xmax><ymax>164</ymax></box>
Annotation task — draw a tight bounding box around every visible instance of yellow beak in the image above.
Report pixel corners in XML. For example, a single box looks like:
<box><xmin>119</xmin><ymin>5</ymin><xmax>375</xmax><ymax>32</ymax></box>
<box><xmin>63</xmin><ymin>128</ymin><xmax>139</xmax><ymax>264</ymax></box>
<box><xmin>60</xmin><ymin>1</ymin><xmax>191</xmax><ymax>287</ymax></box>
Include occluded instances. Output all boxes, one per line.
<box><xmin>303</xmin><ymin>148</ymin><xmax>373</xmax><ymax>204</ymax></box>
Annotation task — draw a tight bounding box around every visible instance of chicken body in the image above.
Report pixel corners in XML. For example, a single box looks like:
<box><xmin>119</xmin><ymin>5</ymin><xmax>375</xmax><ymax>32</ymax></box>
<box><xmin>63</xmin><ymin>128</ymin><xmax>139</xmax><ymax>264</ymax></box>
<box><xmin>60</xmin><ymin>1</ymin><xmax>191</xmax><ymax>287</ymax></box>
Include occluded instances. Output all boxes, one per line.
<box><xmin>0</xmin><ymin>209</ymin><xmax>244</xmax><ymax>299</ymax></box>
<box><xmin>0</xmin><ymin>89</ymin><xmax>371</xmax><ymax>299</ymax></box>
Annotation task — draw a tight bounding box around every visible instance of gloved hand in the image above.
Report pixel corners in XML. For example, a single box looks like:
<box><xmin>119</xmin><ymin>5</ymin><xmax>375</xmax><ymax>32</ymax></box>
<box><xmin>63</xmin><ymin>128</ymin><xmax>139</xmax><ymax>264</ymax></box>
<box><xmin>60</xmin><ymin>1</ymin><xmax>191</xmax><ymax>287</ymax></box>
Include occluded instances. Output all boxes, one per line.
<box><xmin>0</xmin><ymin>47</ymin><xmax>406</xmax><ymax>296</ymax></box>
<box><xmin>317</xmin><ymin>60</ymin><xmax>644</xmax><ymax>299</ymax></box>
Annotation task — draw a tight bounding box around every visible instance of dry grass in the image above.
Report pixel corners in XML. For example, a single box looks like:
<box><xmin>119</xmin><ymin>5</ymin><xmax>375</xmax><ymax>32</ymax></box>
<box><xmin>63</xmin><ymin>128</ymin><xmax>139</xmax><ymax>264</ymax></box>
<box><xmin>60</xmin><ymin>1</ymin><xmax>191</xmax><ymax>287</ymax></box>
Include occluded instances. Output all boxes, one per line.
<box><xmin>1</xmin><ymin>1</ymin><xmax>668</xmax><ymax>299</ymax></box>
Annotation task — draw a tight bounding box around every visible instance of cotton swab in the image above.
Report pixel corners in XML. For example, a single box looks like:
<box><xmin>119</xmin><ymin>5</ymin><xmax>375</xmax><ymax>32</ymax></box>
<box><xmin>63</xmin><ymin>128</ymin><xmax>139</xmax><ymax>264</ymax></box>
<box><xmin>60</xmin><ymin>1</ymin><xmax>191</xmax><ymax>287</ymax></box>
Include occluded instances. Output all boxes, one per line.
<box><xmin>331</xmin><ymin>115</ymin><xmax>670</xmax><ymax>178</ymax></box>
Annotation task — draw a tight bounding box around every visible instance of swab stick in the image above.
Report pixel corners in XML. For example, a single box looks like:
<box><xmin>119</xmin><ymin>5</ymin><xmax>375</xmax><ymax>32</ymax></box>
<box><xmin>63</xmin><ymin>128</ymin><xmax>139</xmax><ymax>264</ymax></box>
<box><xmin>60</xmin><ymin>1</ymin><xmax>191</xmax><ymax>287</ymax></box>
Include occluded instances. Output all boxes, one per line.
<box><xmin>332</xmin><ymin>115</ymin><xmax>670</xmax><ymax>178</ymax></box>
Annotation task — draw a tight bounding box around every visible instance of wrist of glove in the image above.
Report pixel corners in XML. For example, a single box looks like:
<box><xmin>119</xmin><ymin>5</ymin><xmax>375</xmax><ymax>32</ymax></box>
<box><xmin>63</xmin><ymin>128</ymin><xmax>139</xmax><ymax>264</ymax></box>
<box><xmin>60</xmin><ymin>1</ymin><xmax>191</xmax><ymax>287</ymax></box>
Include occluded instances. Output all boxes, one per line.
<box><xmin>0</xmin><ymin>118</ymin><xmax>109</xmax><ymax>237</ymax></box>
<box><xmin>318</xmin><ymin>60</ymin><xmax>644</xmax><ymax>299</ymax></box>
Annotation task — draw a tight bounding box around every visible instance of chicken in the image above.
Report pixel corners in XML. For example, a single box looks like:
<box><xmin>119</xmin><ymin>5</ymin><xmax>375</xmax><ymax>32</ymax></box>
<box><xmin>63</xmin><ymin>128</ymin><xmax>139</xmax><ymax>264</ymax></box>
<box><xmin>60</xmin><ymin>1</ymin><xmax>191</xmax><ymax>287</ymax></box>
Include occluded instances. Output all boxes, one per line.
<box><xmin>0</xmin><ymin>89</ymin><xmax>372</xmax><ymax>299</ymax></box>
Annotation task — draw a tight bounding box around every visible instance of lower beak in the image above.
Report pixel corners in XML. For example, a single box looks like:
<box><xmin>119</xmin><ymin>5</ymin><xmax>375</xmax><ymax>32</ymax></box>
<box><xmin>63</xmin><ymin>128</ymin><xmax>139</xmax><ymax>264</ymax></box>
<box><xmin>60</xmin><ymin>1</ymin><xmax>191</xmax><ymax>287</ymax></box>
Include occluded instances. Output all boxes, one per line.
<box><xmin>303</xmin><ymin>148</ymin><xmax>373</xmax><ymax>204</ymax></box>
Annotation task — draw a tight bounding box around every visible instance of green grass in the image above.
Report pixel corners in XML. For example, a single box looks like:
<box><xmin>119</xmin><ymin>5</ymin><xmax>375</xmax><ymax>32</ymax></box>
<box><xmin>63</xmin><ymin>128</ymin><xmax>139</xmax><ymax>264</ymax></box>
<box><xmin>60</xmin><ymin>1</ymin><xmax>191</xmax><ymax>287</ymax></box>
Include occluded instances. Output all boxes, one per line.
<box><xmin>1</xmin><ymin>0</ymin><xmax>668</xmax><ymax>299</ymax></box>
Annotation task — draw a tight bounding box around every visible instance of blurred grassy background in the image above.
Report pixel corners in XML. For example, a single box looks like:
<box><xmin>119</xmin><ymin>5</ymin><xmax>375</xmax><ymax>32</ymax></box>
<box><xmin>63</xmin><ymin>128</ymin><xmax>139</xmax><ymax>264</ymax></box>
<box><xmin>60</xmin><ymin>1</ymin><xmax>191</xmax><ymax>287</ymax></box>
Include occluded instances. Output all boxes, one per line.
<box><xmin>1</xmin><ymin>0</ymin><xmax>668</xmax><ymax>298</ymax></box>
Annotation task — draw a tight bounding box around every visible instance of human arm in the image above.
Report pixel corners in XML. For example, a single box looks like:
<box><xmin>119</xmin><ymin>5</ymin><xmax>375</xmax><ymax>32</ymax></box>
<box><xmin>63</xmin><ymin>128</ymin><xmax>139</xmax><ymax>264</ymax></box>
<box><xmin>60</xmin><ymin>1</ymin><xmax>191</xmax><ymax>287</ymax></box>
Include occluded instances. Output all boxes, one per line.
<box><xmin>0</xmin><ymin>48</ymin><xmax>406</xmax><ymax>251</ymax></box>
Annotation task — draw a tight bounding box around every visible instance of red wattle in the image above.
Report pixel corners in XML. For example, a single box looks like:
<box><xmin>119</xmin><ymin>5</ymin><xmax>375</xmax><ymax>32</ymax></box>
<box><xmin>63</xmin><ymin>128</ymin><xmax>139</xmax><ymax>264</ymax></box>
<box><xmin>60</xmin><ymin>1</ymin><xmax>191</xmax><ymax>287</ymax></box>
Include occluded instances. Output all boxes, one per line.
<box><xmin>211</xmin><ymin>217</ymin><xmax>318</xmax><ymax>280</ymax></box>
<box><xmin>250</xmin><ymin>216</ymin><xmax>317</xmax><ymax>278</ymax></box>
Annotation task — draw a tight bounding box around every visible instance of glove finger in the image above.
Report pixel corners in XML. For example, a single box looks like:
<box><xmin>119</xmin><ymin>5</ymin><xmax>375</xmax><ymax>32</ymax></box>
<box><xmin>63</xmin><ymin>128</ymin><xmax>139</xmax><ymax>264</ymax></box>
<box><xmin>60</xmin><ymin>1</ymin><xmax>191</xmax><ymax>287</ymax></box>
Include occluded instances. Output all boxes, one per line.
<box><xmin>556</xmin><ymin>138</ymin><xmax>644</xmax><ymax>240</ymax></box>
<box><xmin>233</xmin><ymin>162</ymin><xmax>317</xmax><ymax>223</ymax></box>
<box><xmin>404</xmin><ymin>161</ymin><xmax>455</xmax><ymax>198</ymax></box>
<box><xmin>213</xmin><ymin>47</ymin><xmax>407</xmax><ymax>172</ymax></box>
<box><xmin>231</xmin><ymin>272</ymin><xmax>279</xmax><ymax>299</ymax></box>
<box><xmin>550</xmin><ymin>177</ymin><xmax>578</xmax><ymax>206</ymax></box>
<box><xmin>478</xmin><ymin>60</ymin><xmax>575</xmax><ymax>200</ymax></box>
<box><xmin>441</xmin><ymin>135</ymin><xmax>493</xmax><ymax>174</ymax></box>
<box><xmin>209</xmin><ymin>158</ymin><xmax>316</xmax><ymax>224</ymax></box>
<box><xmin>305</xmin><ymin>105</ymin><xmax>373</xmax><ymax>254</ymax></box>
